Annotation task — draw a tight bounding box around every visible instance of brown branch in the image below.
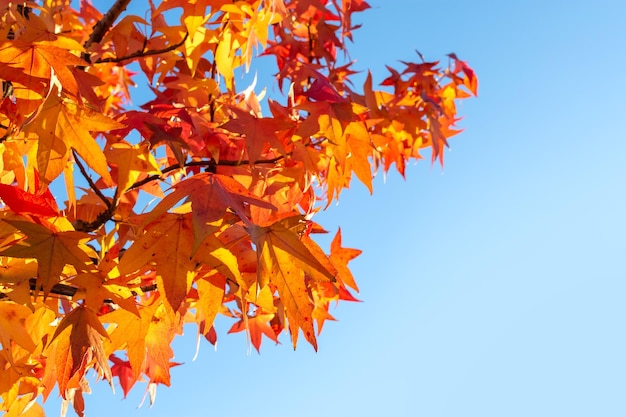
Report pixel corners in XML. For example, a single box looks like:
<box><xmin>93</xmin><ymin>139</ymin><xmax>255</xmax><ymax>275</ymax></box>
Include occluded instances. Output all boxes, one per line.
<box><xmin>71</xmin><ymin>150</ymin><xmax>121</xmax><ymax>233</ymax></box>
<box><xmin>95</xmin><ymin>32</ymin><xmax>189</xmax><ymax>64</ymax></box>
<box><xmin>72</xmin><ymin>150</ymin><xmax>112</xmax><ymax>210</ymax></box>
<box><xmin>83</xmin><ymin>0</ymin><xmax>132</xmax><ymax>63</ymax></box>
<box><xmin>128</xmin><ymin>155</ymin><xmax>288</xmax><ymax>191</ymax></box>
<box><xmin>73</xmin><ymin>154</ymin><xmax>287</xmax><ymax>232</ymax></box>
<box><xmin>0</xmin><ymin>279</ymin><xmax>158</xmax><ymax>301</ymax></box>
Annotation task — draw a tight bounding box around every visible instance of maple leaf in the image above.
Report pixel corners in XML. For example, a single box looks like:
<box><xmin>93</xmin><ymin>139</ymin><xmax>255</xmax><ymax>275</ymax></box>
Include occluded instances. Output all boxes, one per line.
<box><xmin>0</xmin><ymin>171</ymin><xmax>59</xmax><ymax>218</ymax></box>
<box><xmin>0</xmin><ymin>219</ymin><xmax>96</xmax><ymax>296</ymax></box>
<box><xmin>105</xmin><ymin>143</ymin><xmax>161</xmax><ymax>193</ymax></box>
<box><xmin>71</xmin><ymin>272</ymin><xmax>139</xmax><ymax>315</ymax></box>
<box><xmin>119</xmin><ymin>213</ymin><xmax>195</xmax><ymax>312</ymax></box>
<box><xmin>250</xmin><ymin>217</ymin><xmax>336</xmax><ymax>349</ymax></box>
<box><xmin>194</xmin><ymin>272</ymin><xmax>226</xmax><ymax>332</ymax></box>
<box><xmin>221</xmin><ymin>107</ymin><xmax>294</xmax><ymax>163</ymax></box>
<box><xmin>146</xmin><ymin>173</ymin><xmax>276</xmax><ymax>246</ymax></box>
<box><xmin>0</xmin><ymin>39</ymin><xmax>86</xmax><ymax>97</ymax></box>
<box><xmin>330</xmin><ymin>228</ymin><xmax>362</xmax><ymax>292</ymax></box>
<box><xmin>143</xmin><ymin>301</ymin><xmax>182</xmax><ymax>386</ymax></box>
<box><xmin>103</xmin><ymin>305</ymin><xmax>154</xmax><ymax>379</ymax></box>
<box><xmin>0</xmin><ymin>257</ymin><xmax>38</xmax><ymax>306</ymax></box>
<box><xmin>228</xmin><ymin>313</ymin><xmax>279</xmax><ymax>353</ymax></box>
<box><xmin>49</xmin><ymin>305</ymin><xmax>111</xmax><ymax>399</ymax></box>
<box><xmin>0</xmin><ymin>302</ymin><xmax>37</xmax><ymax>365</ymax></box>
<box><xmin>25</xmin><ymin>93</ymin><xmax>122</xmax><ymax>186</ymax></box>
<box><xmin>109</xmin><ymin>355</ymin><xmax>137</xmax><ymax>398</ymax></box>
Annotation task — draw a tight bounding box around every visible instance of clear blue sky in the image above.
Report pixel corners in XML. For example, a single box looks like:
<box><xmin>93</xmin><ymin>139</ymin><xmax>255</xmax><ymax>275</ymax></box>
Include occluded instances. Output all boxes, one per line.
<box><xmin>45</xmin><ymin>1</ymin><xmax>626</xmax><ymax>416</ymax></box>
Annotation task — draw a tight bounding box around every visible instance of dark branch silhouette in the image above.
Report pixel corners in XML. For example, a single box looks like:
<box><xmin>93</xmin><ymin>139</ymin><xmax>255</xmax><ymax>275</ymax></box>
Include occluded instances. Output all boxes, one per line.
<box><xmin>83</xmin><ymin>0</ymin><xmax>132</xmax><ymax>63</ymax></box>
<box><xmin>95</xmin><ymin>32</ymin><xmax>189</xmax><ymax>64</ymax></box>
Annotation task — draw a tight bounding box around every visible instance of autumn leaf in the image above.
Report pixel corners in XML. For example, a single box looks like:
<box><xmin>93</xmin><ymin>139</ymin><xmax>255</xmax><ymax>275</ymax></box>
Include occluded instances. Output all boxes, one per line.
<box><xmin>0</xmin><ymin>257</ymin><xmax>38</xmax><ymax>306</ymax></box>
<box><xmin>0</xmin><ymin>219</ymin><xmax>95</xmax><ymax>296</ymax></box>
<box><xmin>228</xmin><ymin>313</ymin><xmax>279</xmax><ymax>353</ymax></box>
<box><xmin>25</xmin><ymin>93</ymin><xmax>121</xmax><ymax>186</ymax></box>
<box><xmin>221</xmin><ymin>107</ymin><xmax>294</xmax><ymax>163</ymax></box>
<box><xmin>146</xmin><ymin>173</ymin><xmax>276</xmax><ymax>246</ymax></box>
<box><xmin>119</xmin><ymin>213</ymin><xmax>195</xmax><ymax>312</ymax></box>
<box><xmin>0</xmin><ymin>302</ymin><xmax>37</xmax><ymax>364</ymax></box>
<box><xmin>143</xmin><ymin>301</ymin><xmax>181</xmax><ymax>386</ymax></box>
<box><xmin>0</xmin><ymin>40</ymin><xmax>86</xmax><ymax>97</ymax></box>
<box><xmin>330</xmin><ymin>228</ymin><xmax>362</xmax><ymax>292</ymax></box>
<box><xmin>105</xmin><ymin>143</ymin><xmax>161</xmax><ymax>193</ymax></box>
<box><xmin>109</xmin><ymin>355</ymin><xmax>136</xmax><ymax>398</ymax></box>
<box><xmin>250</xmin><ymin>217</ymin><xmax>336</xmax><ymax>349</ymax></box>
<box><xmin>103</xmin><ymin>305</ymin><xmax>154</xmax><ymax>379</ymax></box>
<box><xmin>0</xmin><ymin>182</ymin><xmax>59</xmax><ymax>218</ymax></box>
<box><xmin>50</xmin><ymin>305</ymin><xmax>111</xmax><ymax>398</ymax></box>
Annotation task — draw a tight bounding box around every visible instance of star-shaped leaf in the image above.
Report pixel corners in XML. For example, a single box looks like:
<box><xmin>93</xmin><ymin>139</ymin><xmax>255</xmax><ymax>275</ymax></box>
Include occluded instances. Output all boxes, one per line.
<box><xmin>0</xmin><ymin>219</ymin><xmax>95</xmax><ymax>296</ymax></box>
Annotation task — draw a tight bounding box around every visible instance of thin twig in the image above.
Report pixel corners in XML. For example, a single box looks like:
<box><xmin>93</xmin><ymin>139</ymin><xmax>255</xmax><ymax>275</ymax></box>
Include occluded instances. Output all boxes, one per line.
<box><xmin>95</xmin><ymin>32</ymin><xmax>189</xmax><ymax>64</ymax></box>
<box><xmin>73</xmin><ymin>153</ymin><xmax>289</xmax><ymax>232</ymax></box>
<box><xmin>128</xmin><ymin>155</ymin><xmax>288</xmax><ymax>191</ymax></box>
<box><xmin>83</xmin><ymin>0</ymin><xmax>132</xmax><ymax>62</ymax></box>
<box><xmin>72</xmin><ymin>149</ymin><xmax>112</xmax><ymax>210</ymax></box>
<box><xmin>72</xmin><ymin>152</ymin><xmax>110</xmax><ymax>207</ymax></box>
<box><xmin>0</xmin><ymin>279</ymin><xmax>159</xmax><ymax>301</ymax></box>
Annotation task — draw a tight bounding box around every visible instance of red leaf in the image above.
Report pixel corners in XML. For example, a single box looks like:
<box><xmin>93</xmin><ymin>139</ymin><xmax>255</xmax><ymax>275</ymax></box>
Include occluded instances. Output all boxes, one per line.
<box><xmin>110</xmin><ymin>355</ymin><xmax>137</xmax><ymax>398</ymax></box>
<box><xmin>0</xmin><ymin>183</ymin><xmax>58</xmax><ymax>217</ymax></box>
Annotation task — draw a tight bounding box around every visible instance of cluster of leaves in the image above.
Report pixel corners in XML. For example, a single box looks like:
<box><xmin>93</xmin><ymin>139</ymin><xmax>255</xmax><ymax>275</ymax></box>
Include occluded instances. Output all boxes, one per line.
<box><xmin>0</xmin><ymin>0</ymin><xmax>477</xmax><ymax>415</ymax></box>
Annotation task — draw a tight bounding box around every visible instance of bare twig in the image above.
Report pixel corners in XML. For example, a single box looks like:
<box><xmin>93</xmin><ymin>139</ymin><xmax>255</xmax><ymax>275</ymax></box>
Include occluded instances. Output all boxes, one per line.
<box><xmin>95</xmin><ymin>32</ymin><xmax>189</xmax><ymax>64</ymax></box>
<box><xmin>0</xmin><ymin>279</ymin><xmax>159</xmax><ymax>301</ymax></box>
<box><xmin>72</xmin><ymin>149</ymin><xmax>112</xmax><ymax>210</ymax></box>
<box><xmin>84</xmin><ymin>0</ymin><xmax>132</xmax><ymax>55</ymax></box>
<box><xmin>128</xmin><ymin>155</ymin><xmax>288</xmax><ymax>191</ymax></box>
<box><xmin>74</xmin><ymin>153</ymin><xmax>287</xmax><ymax>232</ymax></box>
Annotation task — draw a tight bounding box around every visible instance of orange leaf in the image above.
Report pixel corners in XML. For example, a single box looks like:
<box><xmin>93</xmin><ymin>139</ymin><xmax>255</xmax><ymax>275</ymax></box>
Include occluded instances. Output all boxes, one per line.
<box><xmin>146</xmin><ymin>173</ymin><xmax>275</xmax><ymax>246</ymax></box>
<box><xmin>0</xmin><ymin>40</ymin><xmax>86</xmax><ymax>96</ymax></box>
<box><xmin>0</xmin><ymin>219</ymin><xmax>95</xmax><ymax>296</ymax></box>
<box><xmin>119</xmin><ymin>214</ymin><xmax>195</xmax><ymax>312</ymax></box>
<box><xmin>228</xmin><ymin>313</ymin><xmax>279</xmax><ymax>353</ymax></box>
<box><xmin>195</xmin><ymin>273</ymin><xmax>226</xmax><ymax>330</ymax></box>
<box><xmin>26</xmin><ymin>93</ymin><xmax>121</xmax><ymax>186</ymax></box>
<box><xmin>221</xmin><ymin>107</ymin><xmax>293</xmax><ymax>163</ymax></box>
<box><xmin>104</xmin><ymin>305</ymin><xmax>154</xmax><ymax>379</ymax></box>
<box><xmin>50</xmin><ymin>305</ymin><xmax>111</xmax><ymax>399</ymax></box>
<box><xmin>250</xmin><ymin>217</ymin><xmax>336</xmax><ymax>350</ymax></box>
<box><xmin>0</xmin><ymin>302</ymin><xmax>36</xmax><ymax>364</ymax></box>
<box><xmin>330</xmin><ymin>228</ymin><xmax>362</xmax><ymax>292</ymax></box>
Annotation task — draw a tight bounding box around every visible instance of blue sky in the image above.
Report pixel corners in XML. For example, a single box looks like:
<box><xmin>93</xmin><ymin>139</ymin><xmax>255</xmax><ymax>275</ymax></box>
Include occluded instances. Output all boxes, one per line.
<box><xmin>44</xmin><ymin>1</ymin><xmax>626</xmax><ymax>416</ymax></box>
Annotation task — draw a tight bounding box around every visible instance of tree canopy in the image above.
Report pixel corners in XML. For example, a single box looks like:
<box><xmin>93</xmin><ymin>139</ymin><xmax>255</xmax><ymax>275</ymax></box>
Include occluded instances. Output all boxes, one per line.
<box><xmin>0</xmin><ymin>0</ymin><xmax>477</xmax><ymax>415</ymax></box>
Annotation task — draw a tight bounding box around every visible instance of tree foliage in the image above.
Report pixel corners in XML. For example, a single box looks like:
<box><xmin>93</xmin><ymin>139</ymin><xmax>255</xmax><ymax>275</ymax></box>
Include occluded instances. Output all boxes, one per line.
<box><xmin>0</xmin><ymin>0</ymin><xmax>477</xmax><ymax>415</ymax></box>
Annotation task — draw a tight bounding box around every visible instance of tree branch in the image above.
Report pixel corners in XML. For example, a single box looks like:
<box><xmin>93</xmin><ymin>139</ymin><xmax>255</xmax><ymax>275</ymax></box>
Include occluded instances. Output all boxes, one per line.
<box><xmin>95</xmin><ymin>32</ymin><xmax>189</xmax><ymax>64</ymax></box>
<box><xmin>128</xmin><ymin>155</ymin><xmax>288</xmax><ymax>191</ymax></box>
<box><xmin>0</xmin><ymin>279</ymin><xmax>158</xmax><ymax>301</ymax></box>
<box><xmin>83</xmin><ymin>0</ymin><xmax>132</xmax><ymax>62</ymax></box>
<box><xmin>73</xmin><ymin>154</ymin><xmax>287</xmax><ymax>232</ymax></box>
<box><xmin>72</xmin><ymin>149</ymin><xmax>112</xmax><ymax>210</ymax></box>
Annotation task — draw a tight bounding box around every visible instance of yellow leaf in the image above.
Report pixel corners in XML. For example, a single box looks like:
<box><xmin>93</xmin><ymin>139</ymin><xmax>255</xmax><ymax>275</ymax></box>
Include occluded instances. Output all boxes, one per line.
<box><xmin>26</xmin><ymin>94</ymin><xmax>121</xmax><ymax>186</ymax></box>
<box><xmin>106</xmin><ymin>143</ymin><xmax>161</xmax><ymax>192</ymax></box>
<box><xmin>250</xmin><ymin>217</ymin><xmax>336</xmax><ymax>350</ymax></box>
<box><xmin>50</xmin><ymin>305</ymin><xmax>111</xmax><ymax>399</ymax></box>
<box><xmin>119</xmin><ymin>214</ymin><xmax>195</xmax><ymax>312</ymax></box>
<box><xmin>0</xmin><ymin>302</ymin><xmax>36</xmax><ymax>365</ymax></box>
<box><xmin>0</xmin><ymin>220</ymin><xmax>95</xmax><ymax>296</ymax></box>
